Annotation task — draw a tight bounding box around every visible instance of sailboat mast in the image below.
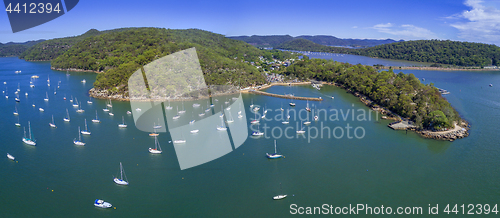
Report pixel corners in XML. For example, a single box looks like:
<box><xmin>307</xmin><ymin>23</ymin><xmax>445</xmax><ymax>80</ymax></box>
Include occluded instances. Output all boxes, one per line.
<box><xmin>274</xmin><ymin>140</ymin><xmax>277</xmax><ymax>153</ymax></box>
<box><xmin>28</xmin><ymin>121</ymin><xmax>32</xmax><ymax>139</ymax></box>
<box><xmin>120</xmin><ymin>162</ymin><xmax>123</xmax><ymax>179</ymax></box>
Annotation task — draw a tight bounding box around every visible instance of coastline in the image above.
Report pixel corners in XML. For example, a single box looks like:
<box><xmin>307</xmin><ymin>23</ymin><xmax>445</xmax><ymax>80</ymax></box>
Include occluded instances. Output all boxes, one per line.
<box><xmin>379</xmin><ymin>66</ymin><xmax>499</xmax><ymax>71</ymax></box>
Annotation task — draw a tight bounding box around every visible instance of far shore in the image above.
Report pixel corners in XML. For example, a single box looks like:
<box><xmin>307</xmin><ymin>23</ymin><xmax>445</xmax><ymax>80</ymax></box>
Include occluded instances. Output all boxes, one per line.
<box><xmin>379</xmin><ymin>66</ymin><xmax>499</xmax><ymax>71</ymax></box>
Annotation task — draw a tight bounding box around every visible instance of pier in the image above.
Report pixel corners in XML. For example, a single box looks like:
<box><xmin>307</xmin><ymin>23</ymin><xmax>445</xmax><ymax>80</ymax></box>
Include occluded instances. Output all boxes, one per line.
<box><xmin>249</xmin><ymin>90</ymin><xmax>323</xmax><ymax>101</ymax></box>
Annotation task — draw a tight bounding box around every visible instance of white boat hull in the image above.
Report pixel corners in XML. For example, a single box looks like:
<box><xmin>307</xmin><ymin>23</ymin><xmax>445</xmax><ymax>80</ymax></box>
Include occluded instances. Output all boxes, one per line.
<box><xmin>190</xmin><ymin>129</ymin><xmax>199</xmax><ymax>133</ymax></box>
<box><xmin>114</xmin><ymin>178</ymin><xmax>128</xmax><ymax>185</ymax></box>
<box><xmin>149</xmin><ymin>148</ymin><xmax>162</xmax><ymax>154</ymax></box>
<box><xmin>273</xmin><ymin>195</ymin><xmax>287</xmax><ymax>200</ymax></box>
<box><xmin>94</xmin><ymin>199</ymin><xmax>112</xmax><ymax>208</ymax></box>
<box><xmin>7</xmin><ymin>153</ymin><xmax>15</xmax><ymax>160</ymax></box>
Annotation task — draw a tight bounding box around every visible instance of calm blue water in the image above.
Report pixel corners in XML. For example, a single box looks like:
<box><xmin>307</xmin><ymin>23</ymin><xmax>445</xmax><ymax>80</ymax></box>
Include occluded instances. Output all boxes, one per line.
<box><xmin>1</xmin><ymin>57</ymin><xmax>500</xmax><ymax>217</ymax></box>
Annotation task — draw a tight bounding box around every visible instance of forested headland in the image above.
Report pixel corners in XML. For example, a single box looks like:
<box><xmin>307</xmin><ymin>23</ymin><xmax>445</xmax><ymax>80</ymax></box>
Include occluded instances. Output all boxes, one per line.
<box><xmin>276</xmin><ymin>38</ymin><xmax>500</xmax><ymax>67</ymax></box>
<box><xmin>283</xmin><ymin>58</ymin><xmax>461</xmax><ymax>129</ymax></box>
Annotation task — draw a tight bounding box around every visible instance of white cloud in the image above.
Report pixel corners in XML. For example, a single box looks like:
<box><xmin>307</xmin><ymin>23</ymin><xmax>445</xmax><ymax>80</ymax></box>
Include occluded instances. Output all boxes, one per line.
<box><xmin>371</xmin><ymin>23</ymin><xmax>436</xmax><ymax>39</ymax></box>
<box><xmin>450</xmin><ymin>0</ymin><xmax>500</xmax><ymax>44</ymax></box>
<box><xmin>352</xmin><ymin>26</ymin><xmax>358</xmax><ymax>29</ymax></box>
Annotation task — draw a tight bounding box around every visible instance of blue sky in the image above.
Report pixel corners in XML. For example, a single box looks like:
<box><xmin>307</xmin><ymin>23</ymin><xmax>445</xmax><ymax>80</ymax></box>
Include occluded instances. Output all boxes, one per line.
<box><xmin>1</xmin><ymin>0</ymin><xmax>500</xmax><ymax>45</ymax></box>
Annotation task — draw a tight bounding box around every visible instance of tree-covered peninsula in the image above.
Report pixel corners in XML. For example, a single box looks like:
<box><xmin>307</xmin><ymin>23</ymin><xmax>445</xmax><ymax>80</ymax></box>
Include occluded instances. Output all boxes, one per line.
<box><xmin>277</xmin><ymin>38</ymin><xmax>500</xmax><ymax>67</ymax></box>
<box><xmin>49</xmin><ymin>28</ymin><xmax>296</xmax><ymax>96</ymax></box>
<box><xmin>283</xmin><ymin>58</ymin><xmax>460</xmax><ymax>129</ymax></box>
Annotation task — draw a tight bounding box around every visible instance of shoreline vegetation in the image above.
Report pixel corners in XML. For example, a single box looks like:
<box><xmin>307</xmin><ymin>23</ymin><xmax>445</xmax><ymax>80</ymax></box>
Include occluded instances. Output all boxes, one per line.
<box><xmin>378</xmin><ymin>66</ymin><xmax>499</xmax><ymax>71</ymax></box>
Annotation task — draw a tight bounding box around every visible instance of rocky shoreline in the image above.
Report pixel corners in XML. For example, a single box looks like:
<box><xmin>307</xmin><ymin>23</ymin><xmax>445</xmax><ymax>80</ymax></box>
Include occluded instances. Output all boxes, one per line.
<box><xmin>327</xmin><ymin>82</ymin><xmax>469</xmax><ymax>141</ymax></box>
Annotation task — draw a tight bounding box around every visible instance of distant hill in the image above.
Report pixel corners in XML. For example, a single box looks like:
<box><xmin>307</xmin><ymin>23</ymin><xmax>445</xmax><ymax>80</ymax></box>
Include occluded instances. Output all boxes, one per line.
<box><xmin>276</xmin><ymin>38</ymin><xmax>500</xmax><ymax>67</ymax></box>
<box><xmin>228</xmin><ymin>35</ymin><xmax>401</xmax><ymax>47</ymax></box>
<box><xmin>50</xmin><ymin>28</ymin><xmax>271</xmax><ymax>97</ymax></box>
<box><xmin>0</xmin><ymin>40</ymin><xmax>45</xmax><ymax>57</ymax></box>
<box><xmin>18</xmin><ymin>28</ymin><xmax>135</xmax><ymax>61</ymax></box>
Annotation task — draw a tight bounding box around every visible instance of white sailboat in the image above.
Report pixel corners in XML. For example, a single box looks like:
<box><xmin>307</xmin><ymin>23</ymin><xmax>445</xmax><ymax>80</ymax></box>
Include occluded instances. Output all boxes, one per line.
<box><xmin>282</xmin><ymin>109</ymin><xmax>290</xmax><ymax>124</ymax></box>
<box><xmin>250</xmin><ymin>99</ymin><xmax>254</xmax><ymax>108</ymax></box>
<box><xmin>118</xmin><ymin>116</ymin><xmax>127</xmax><ymax>128</ymax></box>
<box><xmin>250</xmin><ymin>111</ymin><xmax>259</xmax><ymax>124</ymax></box>
<box><xmin>13</xmin><ymin>106</ymin><xmax>18</xmax><ymax>115</ymax></box>
<box><xmin>289</xmin><ymin>98</ymin><xmax>296</xmax><ymax>106</ymax></box>
<box><xmin>73</xmin><ymin>126</ymin><xmax>85</xmax><ymax>146</ymax></box>
<box><xmin>252</xmin><ymin>124</ymin><xmax>264</xmax><ymax>136</ymax></box>
<box><xmin>173</xmin><ymin>130</ymin><xmax>186</xmax><ymax>144</ymax></box>
<box><xmin>149</xmin><ymin>136</ymin><xmax>163</xmax><ymax>154</ymax></box>
<box><xmin>92</xmin><ymin>110</ymin><xmax>100</xmax><ymax>123</ymax></box>
<box><xmin>266</xmin><ymin>140</ymin><xmax>283</xmax><ymax>159</ymax></box>
<box><xmin>190</xmin><ymin>129</ymin><xmax>199</xmax><ymax>134</ymax></box>
<box><xmin>149</xmin><ymin>123</ymin><xmax>159</xmax><ymax>136</ymax></box>
<box><xmin>306</xmin><ymin>100</ymin><xmax>311</xmax><ymax>112</ymax></box>
<box><xmin>178</xmin><ymin>101</ymin><xmax>186</xmax><ymax>114</ymax></box>
<box><xmin>165</xmin><ymin>99</ymin><xmax>173</xmax><ymax>110</ymax></box>
<box><xmin>22</xmin><ymin>121</ymin><xmax>36</xmax><ymax>146</ymax></box>
<box><xmin>64</xmin><ymin>109</ymin><xmax>70</xmax><ymax>122</ymax></box>
<box><xmin>226</xmin><ymin>110</ymin><xmax>234</xmax><ymax>123</ymax></box>
<box><xmin>87</xmin><ymin>97</ymin><xmax>93</xmax><ymax>104</ymax></box>
<box><xmin>113</xmin><ymin>162</ymin><xmax>129</xmax><ymax>185</ymax></box>
<box><xmin>76</xmin><ymin>101</ymin><xmax>84</xmax><ymax>113</ymax></box>
<box><xmin>73</xmin><ymin>97</ymin><xmax>79</xmax><ymax>107</ymax></box>
<box><xmin>49</xmin><ymin>115</ymin><xmax>56</xmax><ymax>128</ymax></box>
<box><xmin>106</xmin><ymin>99</ymin><xmax>113</xmax><ymax>108</ymax></box>
<box><xmin>296</xmin><ymin>122</ymin><xmax>305</xmax><ymax>134</ymax></box>
<box><xmin>7</xmin><ymin>153</ymin><xmax>15</xmax><ymax>161</ymax></box>
<box><xmin>81</xmin><ymin>119</ymin><xmax>91</xmax><ymax>135</ymax></box>
<box><xmin>103</xmin><ymin>104</ymin><xmax>110</xmax><ymax>112</ymax></box>
<box><xmin>217</xmin><ymin>117</ymin><xmax>227</xmax><ymax>131</ymax></box>
<box><xmin>153</xmin><ymin>119</ymin><xmax>162</xmax><ymax>129</ymax></box>
<box><xmin>39</xmin><ymin>107</ymin><xmax>44</xmax><ymax>112</ymax></box>
<box><xmin>15</xmin><ymin>116</ymin><xmax>21</xmax><ymax>127</ymax></box>
<box><xmin>44</xmin><ymin>92</ymin><xmax>49</xmax><ymax>101</ymax></box>
<box><xmin>273</xmin><ymin>183</ymin><xmax>287</xmax><ymax>200</ymax></box>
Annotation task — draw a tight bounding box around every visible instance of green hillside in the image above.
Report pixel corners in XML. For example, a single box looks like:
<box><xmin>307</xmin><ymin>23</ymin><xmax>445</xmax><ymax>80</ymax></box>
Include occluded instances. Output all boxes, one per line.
<box><xmin>51</xmin><ymin>28</ymin><xmax>271</xmax><ymax>96</ymax></box>
<box><xmin>277</xmin><ymin>39</ymin><xmax>500</xmax><ymax>67</ymax></box>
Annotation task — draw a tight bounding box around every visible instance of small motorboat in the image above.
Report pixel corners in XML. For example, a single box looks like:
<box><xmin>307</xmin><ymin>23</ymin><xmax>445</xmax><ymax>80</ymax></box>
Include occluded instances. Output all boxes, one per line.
<box><xmin>7</xmin><ymin>153</ymin><xmax>15</xmax><ymax>161</ymax></box>
<box><xmin>94</xmin><ymin>199</ymin><xmax>112</xmax><ymax>208</ymax></box>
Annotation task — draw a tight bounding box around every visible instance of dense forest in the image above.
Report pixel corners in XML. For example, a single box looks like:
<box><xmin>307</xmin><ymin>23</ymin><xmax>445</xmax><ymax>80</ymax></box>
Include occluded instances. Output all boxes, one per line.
<box><xmin>283</xmin><ymin>58</ymin><xmax>460</xmax><ymax>129</ymax></box>
<box><xmin>51</xmin><ymin>28</ymin><xmax>294</xmax><ymax>96</ymax></box>
<box><xmin>277</xmin><ymin>39</ymin><xmax>500</xmax><ymax>67</ymax></box>
<box><xmin>228</xmin><ymin>35</ymin><xmax>399</xmax><ymax>47</ymax></box>
<box><xmin>0</xmin><ymin>40</ymin><xmax>44</xmax><ymax>57</ymax></box>
<box><xmin>18</xmin><ymin>28</ymin><xmax>134</xmax><ymax>61</ymax></box>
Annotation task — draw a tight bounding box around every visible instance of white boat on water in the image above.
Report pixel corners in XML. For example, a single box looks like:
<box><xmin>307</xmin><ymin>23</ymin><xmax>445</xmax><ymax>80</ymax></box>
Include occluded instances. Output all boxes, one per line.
<box><xmin>190</xmin><ymin>129</ymin><xmax>199</xmax><ymax>134</ymax></box>
<box><xmin>76</xmin><ymin>101</ymin><xmax>84</xmax><ymax>113</ymax></box>
<box><xmin>193</xmin><ymin>103</ymin><xmax>200</xmax><ymax>107</ymax></box>
<box><xmin>165</xmin><ymin>99</ymin><xmax>173</xmax><ymax>110</ymax></box>
<box><xmin>109</xmin><ymin>112</ymin><xmax>114</xmax><ymax>116</ymax></box>
<box><xmin>250</xmin><ymin>112</ymin><xmax>259</xmax><ymax>124</ymax></box>
<box><xmin>38</xmin><ymin>107</ymin><xmax>44</xmax><ymax>112</ymax></box>
<box><xmin>149</xmin><ymin>136</ymin><xmax>163</xmax><ymax>154</ymax></box>
<box><xmin>7</xmin><ymin>153</ymin><xmax>15</xmax><ymax>161</ymax></box>
<box><xmin>13</xmin><ymin>106</ymin><xmax>19</xmax><ymax>115</ymax></box>
<box><xmin>149</xmin><ymin>123</ymin><xmax>159</xmax><ymax>136</ymax></box>
<box><xmin>266</xmin><ymin>140</ymin><xmax>283</xmax><ymax>159</ymax></box>
<box><xmin>273</xmin><ymin>183</ymin><xmax>287</xmax><ymax>200</ymax></box>
<box><xmin>92</xmin><ymin>110</ymin><xmax>100</xmax><ymax>123</ymax></box>
<box><xmin>22</xmin><ymin>121</ymin><xmax>36</xmax><ymax>146</ymax></box>
<box><xmin>49</xmin><ymin>115</ymin><xmax>57</xmax><ymax>128</ymax></box>
<box><xmin>73</xmin><ymin>126</ymin><xmax>85</xmax><ymax>146</ymax></box>
<box><xmin>73</xmin><ymin>97</ymin><xmax>79</xmax><ymax>107</ymax></box>
<box><xmin>118</xmin><ymin>116</ymin><xmax>127</xmax><ymax>128</ymax></box>
<box><xmin>126</xmin><ymin>111</ymin><xmax>131</xmax><ymax>115</ymax></box>
<box><xmin>114</xmin><ymin>162</ymin><xmax>129</xmax><ymax>185</ymax></box>
<box><xmin>64</xmin><ymin>109</ymin><xmax>70</xmax><ymax>122</ymax></box>
<box><xmin>173</xmin><ymin>139</ymin><xmax>186</xmax><ymax>144</ymax></box>
<box><xmin>303</xmin><ymin>121</ymin><xmax>311</xmax><ymax>125</ymax></box>
<box><xmin>44</xmin><ymin>92</ymin><xmax>49</xmax><ymax>101</ymax></box>
<box><xmin>81</xmin><ymin>119</ymin><xmax>91</xmax><ymax>135</ymax></box>
<box><xmin>107</xmin><ymin>99</ymin><xmax>113</xmax><ymax>108</ymax></box>
<box><xmin>15</xmin><ymin>116</ymin><xmax>21</xmax><ymax>127</ymax></box>
<box><xmin>94</xmin><ymin>199</ymin><xmax>112</xmax><ymax>208</ymax></box>
<box><xmin>217</xmin><ymin>117</ymin><xmax>227</xmax><ymax>131</ymax></box>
